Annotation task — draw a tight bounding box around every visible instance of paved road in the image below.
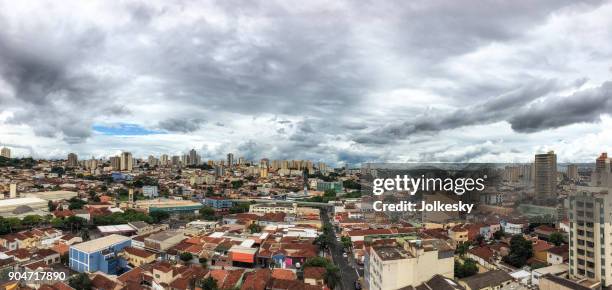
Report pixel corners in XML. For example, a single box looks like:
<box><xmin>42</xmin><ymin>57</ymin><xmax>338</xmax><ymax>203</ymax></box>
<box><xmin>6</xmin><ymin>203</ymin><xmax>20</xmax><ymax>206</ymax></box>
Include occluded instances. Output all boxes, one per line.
<box><xmin>321</xmin><ymin>209</ymin><xmax>359</xmax><ymax>290</ymax></box>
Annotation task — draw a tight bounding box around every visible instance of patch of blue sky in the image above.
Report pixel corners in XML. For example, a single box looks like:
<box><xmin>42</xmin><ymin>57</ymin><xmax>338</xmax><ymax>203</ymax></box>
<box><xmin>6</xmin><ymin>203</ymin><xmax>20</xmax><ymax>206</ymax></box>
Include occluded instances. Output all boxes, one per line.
<box><xmin>92</xmin><ymin>123</ymin><xmax>164</xmax><ymax>136</ymax></box>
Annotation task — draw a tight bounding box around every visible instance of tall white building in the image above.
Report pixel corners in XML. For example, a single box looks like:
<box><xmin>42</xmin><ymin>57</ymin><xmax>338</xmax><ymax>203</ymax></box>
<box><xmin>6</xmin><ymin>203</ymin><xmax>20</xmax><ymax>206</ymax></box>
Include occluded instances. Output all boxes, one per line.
<box><xmin>188</xmin><ymin>149</ymin><xmax>199</xmax><ymax>165</ymax></box>
<box><xmin>160</xmin><ymin>154</ymin><xmax>169</xmax><ymax>166</ymax></box>
<box><xmin>592</xmin><ymin>153</ymin><xmax>612</xmax><ymax>187</ymax></box>
<box><xmin>147</xmin><ymin>155</ymin><xmax>158</xmax><ymax>167</ymax></box>
<box><xmin>535</xmin><ymin>151</ymin><xmax>557</xmax><ymax>200</ymax></box>
<box><xmin>0</xmin><ymin>147</ymin><xmax>10</xmax><ymax>158</ymax></box>
<box><xmin>569</xmin><ymin>154</ymin><xmax>612</xmax><ymax>287</ymax></box>
<box><xmin>569</xmin><ymin>188</ymin><xmax>612</xmax><ymax>286</ymax></box>
<box><xmin>120</xmin><ymin>152</ymin><xmax>133</xmax><ymax>171</ymax></box>
<box><xmin>67</xmin><ymin>153</ymin><xmax>78</xmax><ymax>167</ymax></box>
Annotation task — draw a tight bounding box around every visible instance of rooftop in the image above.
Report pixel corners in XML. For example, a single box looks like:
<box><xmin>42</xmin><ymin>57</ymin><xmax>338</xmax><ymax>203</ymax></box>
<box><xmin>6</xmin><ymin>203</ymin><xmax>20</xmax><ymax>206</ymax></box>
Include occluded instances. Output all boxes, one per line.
<box><xmin>0</xmin><ymin>197</ymin><xmax>47</xmax><ymax>207</ymax></box>
<box><xmin>71</xmin><ymin>234</ymin><xmax>131</xmax><ymax>253</ymax></box>
<box><xmin>147</xmin><ymin>230</ymin><xmax>183</xmax><ymax>242</ymax></box>
<box><xmin>460</xmin><ymin>270</ymin><xmax>512</xmax><ymax>290</ymax></box>
<box><xmin>373</xmin><ymin>246</ymin><xmax>411</xmax><ymax>261</ymax></box>
<box><xmin>97</xmin><ymin>224</ymin><xmax>137</xmax><ymax>233</ymax></box>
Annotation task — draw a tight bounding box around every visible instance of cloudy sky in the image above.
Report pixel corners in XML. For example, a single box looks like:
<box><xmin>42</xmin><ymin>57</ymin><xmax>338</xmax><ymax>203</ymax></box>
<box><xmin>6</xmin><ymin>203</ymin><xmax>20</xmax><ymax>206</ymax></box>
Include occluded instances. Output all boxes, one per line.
<box><xmin>1</xmin><ymin>0</ymin><xmax>612</xmax><ymax>165</ymax></box>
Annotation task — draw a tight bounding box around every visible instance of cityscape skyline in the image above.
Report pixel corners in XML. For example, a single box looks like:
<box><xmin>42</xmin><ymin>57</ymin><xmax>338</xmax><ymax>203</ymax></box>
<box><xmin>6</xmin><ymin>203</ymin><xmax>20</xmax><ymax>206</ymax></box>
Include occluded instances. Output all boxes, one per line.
<box><xmin>1</xmin><ymin>1</ymin><xmax>612</xmax><ymax>164</ymax></box>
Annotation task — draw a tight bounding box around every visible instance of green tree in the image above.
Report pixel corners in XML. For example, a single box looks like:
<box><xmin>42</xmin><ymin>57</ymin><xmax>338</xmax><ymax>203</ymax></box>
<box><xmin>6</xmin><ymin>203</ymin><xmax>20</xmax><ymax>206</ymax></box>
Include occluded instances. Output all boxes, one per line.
<box><xmin>248</xmin><ymin>223</ymin><xmax>262</xmax><ymax>234</ymax></box>
<box><xmin>303</xmin><ymin>257</ymin><xmax>341</xmax><ymax>288</ymax></box>
<box><xmin>455</xmin><ymin>241</ymin><xmax>470</xmax><ymax>257</ymax></box>
<box><xmin>341</xmin><ymin>236</ymin><xmax>352</xmax><ymax>249</ymax></box>
<box><xmin>231</xmin><ymin>180</ymin><xmax>244</xmax><ymax>189</ymax></box>
<box><xmin>80</xmin><ymin>229</ymin><xmax>91</xmax><ymax>241</ymax></box>
<box><xmin>48</xmin><ymin>200</ymin><xmax>57</xmax><ymax>212</ymax></box>
<box><xmin>474</xmin><ymin>234</ymin><xmax>485</xmax><ymax>245</ymax></box>
<box><xmin>51</xmin><ymin>217</ymin><xmax>65</xmax><ymax>228</ymax></box>
<box><xmin>342</xmin><ymin>179</ymin><xmax>361</xmax><ymax>190</ymax></box>
<box><xmin>314</xmin><ymin>233</ymin><xmax>329</xmax><ymax>250</ymax></box>
<box><xmin>454</xmin><ymin>258</ymin><xmax>478</xmax><ymax>278</ymax></box>
<box><xmin>493</xmin><ymin>229</ymin><xmax>505</xmax><ymax>240</ymax></box>
<box><xmin>229</xmin><ymin>203</ymin><xmax>250</xmax><ymax>214</ymax></box>
<box><xmin>323</xmin><ymin>189</ymin><xmax>337</xmax><ymax>198</ymax></box>
<box><xmin>69</xmin><ymin>273</ymin><xmax>92</xmax><ymax>290</ymax></box>
<box><xmin>503</xmin><ymin>235</ymin><xmax>533</xmax><ymax>268</ymax></box>
<box><xmin>199</xmin><ymin>257</ymin><xmax>208</xmax><ymax>268</ymax></box>
<box><xmin>65</xmin><ymin>216</ymin><xmax>87</xmax><ymax>232</ymax></box>
<box><xmin>200</xmin><ymin>276</ymin><xmax>219</xmax><ymax>290</ymax></box>
<box><xmin>199</xmin><ymin>206</ymin><xmax>216</xmax><ymax>220</ymax></box>
<box><xmin>150</xmin><ymin>211</ymin><xmax>170</xmax><ymax>223</ymax></box>
<box><xmin>180</xmin><ymin>252</ymin><xmax>194</xmax><ymax>263</ymax></box>
<box><xmin>22</xmin><ymin>215</ymin><xmax>43</xmax><ymax>227</ymax></box>
<box><xmin>68</xmin><ymin>197</ymin><xmax>87</xmax><ymax>210</ymax></box>
<box><xmin>548</xmin><ymin>232</ymin><xmax>564</xmax><ymax>246</ymax></box>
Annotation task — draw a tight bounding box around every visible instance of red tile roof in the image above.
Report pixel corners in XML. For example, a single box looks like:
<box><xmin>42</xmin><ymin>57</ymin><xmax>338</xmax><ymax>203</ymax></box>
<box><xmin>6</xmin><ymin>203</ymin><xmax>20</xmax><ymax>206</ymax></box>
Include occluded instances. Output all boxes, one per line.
<box><xmin>271</xmin><ymin>269</ymin><xmax>296</xmax><ymax>281</ymax></box>
<box><xmin>304</xmin><ymin>267</ymin><xmax>326</xmax><ymax>280</ymax></box>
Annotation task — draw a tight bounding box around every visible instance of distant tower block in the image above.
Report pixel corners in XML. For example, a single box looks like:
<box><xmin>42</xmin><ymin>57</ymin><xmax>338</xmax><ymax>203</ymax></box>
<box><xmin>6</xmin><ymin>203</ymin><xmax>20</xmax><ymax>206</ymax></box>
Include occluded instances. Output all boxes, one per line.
<box><xmin>9</xmin><ymin>184</ymin><xmax>17</xmax><ymax>198</ymax></box>
<box><xmin>128</xmin><ymin>188</ymin><xmax>134</xmax><ymax>206</ymax></box>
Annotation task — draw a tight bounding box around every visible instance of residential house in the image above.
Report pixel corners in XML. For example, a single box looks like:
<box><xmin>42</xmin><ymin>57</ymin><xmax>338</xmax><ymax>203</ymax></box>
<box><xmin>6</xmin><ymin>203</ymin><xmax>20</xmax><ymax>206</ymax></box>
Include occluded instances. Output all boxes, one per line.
<box><xmin>459</xmin><ymin>270</ymin><xmax>513</xmax><ymax>290</ymax></box>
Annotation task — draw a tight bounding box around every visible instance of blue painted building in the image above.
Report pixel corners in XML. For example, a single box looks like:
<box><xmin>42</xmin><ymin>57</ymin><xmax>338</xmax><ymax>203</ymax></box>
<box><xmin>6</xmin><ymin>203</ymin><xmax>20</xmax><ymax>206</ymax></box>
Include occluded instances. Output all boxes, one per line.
<box><xmin>69</xmin><ymin>234</ymin><xmax>131</xmax><ymax>274</ymax></box>
<box><xmin>204</xmin><ymin>197</ymin><xmax>234</xmax><ymax>210</ymax></box>
<box><xmin>111</xmin><ymin>172</ymin><xmax>133</xmax><ymax>182</ymax></box>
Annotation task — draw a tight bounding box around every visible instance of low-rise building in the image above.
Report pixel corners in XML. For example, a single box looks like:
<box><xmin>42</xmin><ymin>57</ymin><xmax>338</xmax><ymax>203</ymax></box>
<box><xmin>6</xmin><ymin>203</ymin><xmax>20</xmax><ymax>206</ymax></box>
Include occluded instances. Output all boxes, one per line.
<box><xmin>145</xmin><ymin>230</ymin><xmax>186</xmax><ymax>253</ymax></box>
<box><xmin>69</xmin><ymin>234</ymin><xmax>131</xmax><ymax>274</ymax></box>
<box><xmin>249</xmin><ymin>203</ymin><xmax>297</xmax><ymax>214</ymax></box>
<box><xmin>459</xmin><ymin>270</ymin><xmax>513</xmax><ymax>290</ymax></box>
<box><xmin>142</xmin><ymin>186</ymin><xmax>159</xmax><ymax>198</ymax></box>
<box><xmin>120</xmin><ymin>246</ymin><xmax>156</xmax><ymax>267</ymax></box>
<box><xmin>204</xmin><ymin>196</ymin><xmax>234</xmax><ymax>210</ymax></box>
<box><xmin>367</xmin><ymin>239</ymin><xmax>454</xmax><ymax>290</ymax></box>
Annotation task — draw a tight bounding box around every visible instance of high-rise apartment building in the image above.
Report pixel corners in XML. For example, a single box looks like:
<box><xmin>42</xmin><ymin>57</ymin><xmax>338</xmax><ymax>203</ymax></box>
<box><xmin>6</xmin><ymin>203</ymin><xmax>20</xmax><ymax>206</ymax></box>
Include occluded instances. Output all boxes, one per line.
<box><xmin>226</xmin><ymin>153</ymin><xmax>234</xmax><ymax>167</ymax></box>
<box><xmin>535</xmin><ymin>151</ymin><xmax>557</xmax><ymax>200</ymax></box>
<box><xmin>120</xmin><ymin>152</ymin><xmax>133</xmax><ymax>171</ymax></box>
<box><xmin>0</xmin><ymin>147</ymin><xmax>10</xmax><ymax>158</ymax></box>
<box><xmin>317</xmin><ymin>162</ymin><xmax>327</xmax><ymax>173</ymax></box>
<box><xmin>596</xmin><ymin>153</ymin><xmax>611</xmax><ymax>173</ymax></box>
<box><xmin>160</xmin><ymin>154</ymin><xmax>169</xmax><ymax>166</ymax></box>
<box><xmin>567</xmin><ymin>164</ymin><xmax>579</xmax><ymax>181</ymax></box>
<box><xmin>87</xmin><ymin>158</ymin><xmax>98</xmax><ymax>170</ymax></box>
<box><xmin>67</xmin><ymin>153</ymin><xmax>78</xmax><ymax>167</ymax></box>
<box><xmin>260</xmin><ymin>158</ymin><xmax>269</xmax><ymax>178</ymax></box>
<box><xmin>148</xmin><ymin>155</ymin><xmax>158</xmax><ymax>167</ymax></box>
<box><xmin>171</xmin><ymin>155</ymin><xmax>181</xmax><ymax>166</ymax></box>
<box><xmin>568</xmin><ymin>188</ymin><xmax>612</xmax><ymax>286</ymax></box>
<box><xmin>188</xmin><ymin>149</ymin><xmax>198</xmax><ymax>165</ymax></box>
<box><xmin>110</xmin><ymin>156</ymin><xmax>121</xmax><ymax>170</ymax></box>
<box><xmin>592</xmin><ymin>153</ymin><xmax>612</xmax><ymax>187</ymax></box>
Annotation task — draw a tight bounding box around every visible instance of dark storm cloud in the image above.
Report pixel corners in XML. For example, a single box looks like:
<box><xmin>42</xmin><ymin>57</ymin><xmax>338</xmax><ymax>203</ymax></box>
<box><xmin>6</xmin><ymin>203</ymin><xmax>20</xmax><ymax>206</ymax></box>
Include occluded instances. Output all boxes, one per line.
<box><xmin>417</xmin><ymin>143</ymin><xmax>499</xmax><ymax>162</ymax></box>
<box><xmin>158</xmin><ymin>118</ymin><xmax>206</xmax><ymax>133</ymax></box>
<box><xmin>377</xmin><ymin>0</ymin><xmax>603</xmax><ymax>61</ymax></box>
<box><xmin>0</xmin><ymin>17</ymin><xmax>127</xmax><ymax>143</ymax></box>
<box><xmin>342</xmin><ymin>123</ymin><xmax>367</xmax><ymax>130</ymax></box>
<box><xmin>510</xmin><ymin>81</ymin><xmax>612</xmax><ymax>132</ymax></box>
<box><xmin>354</xmin><ymin>79</ymin><xmax>566</xmax><ymax>144</ymax></box>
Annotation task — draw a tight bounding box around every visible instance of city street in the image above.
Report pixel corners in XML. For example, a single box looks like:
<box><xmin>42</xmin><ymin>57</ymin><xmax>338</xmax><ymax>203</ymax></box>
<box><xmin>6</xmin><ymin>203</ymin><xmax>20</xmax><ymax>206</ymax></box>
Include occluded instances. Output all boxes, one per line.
<box><xmin>322</xmin><ymin>210</ymin><xmax>359</xmax><ymax>290</ymax></box>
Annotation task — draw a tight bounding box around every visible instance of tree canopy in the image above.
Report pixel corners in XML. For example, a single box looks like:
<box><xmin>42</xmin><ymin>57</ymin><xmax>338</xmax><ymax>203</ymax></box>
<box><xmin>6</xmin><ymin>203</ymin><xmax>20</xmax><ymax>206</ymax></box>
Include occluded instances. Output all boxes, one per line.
<box><xmin>503</xmin><ymin>235</ymin><xmax>533</xmax><ymax>268</ymax></box>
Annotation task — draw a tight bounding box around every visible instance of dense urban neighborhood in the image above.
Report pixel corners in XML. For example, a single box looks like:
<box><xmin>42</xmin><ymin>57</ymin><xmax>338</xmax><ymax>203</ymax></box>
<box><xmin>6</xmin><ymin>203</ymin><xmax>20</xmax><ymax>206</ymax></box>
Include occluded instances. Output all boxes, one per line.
<box><xmin>0</xmin><ymin>147</ymin><xmax>611</xmax><ymax>290</ymax></box>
